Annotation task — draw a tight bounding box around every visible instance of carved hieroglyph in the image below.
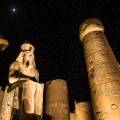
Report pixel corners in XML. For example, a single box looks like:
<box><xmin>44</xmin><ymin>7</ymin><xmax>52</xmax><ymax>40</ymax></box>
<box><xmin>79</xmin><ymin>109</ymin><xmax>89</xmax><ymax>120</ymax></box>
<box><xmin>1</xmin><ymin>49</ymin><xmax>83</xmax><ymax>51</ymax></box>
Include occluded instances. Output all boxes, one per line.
<box><xmin>79</xmin><ymin>18</ymin><xmax>120</xmax><ymax>120</ymax></box>
<box><xmin>0</xmin><ymin>42</ymin><xmax>44</xmax><ymax>120</ymax></box>
<box><xmin>75</xmin><ymin>101</ymin><xmax>91</xmax><ymax>120</ymax></box>
<box><xmin>45</xmin><ymin>79</ymin><xmax>70</xmax><ymax>120</ymax></box>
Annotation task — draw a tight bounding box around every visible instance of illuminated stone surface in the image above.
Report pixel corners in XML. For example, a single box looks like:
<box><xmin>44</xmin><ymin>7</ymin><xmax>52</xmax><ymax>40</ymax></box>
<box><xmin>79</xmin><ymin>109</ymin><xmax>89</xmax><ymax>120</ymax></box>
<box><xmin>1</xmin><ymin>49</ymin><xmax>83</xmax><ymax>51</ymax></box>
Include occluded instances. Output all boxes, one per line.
<box><xmin>0</xmin><ymin>35</ymin><xmax>9</xmax><ymax>52</ymax></box>
<box><xmin>80</xmin><ymin>18</ymin><xmax>120</xmax><ymax>120</ymax></box>
<box><xmin>0</xmin><ymin>89</ymin><xmax>4</xmax><ymax>109</ymax></box>
<box><xmin>0</xmin><ymin>86</ymin><xmax>15</xmax><ymax>120</ymax></box>
<box><xmin>75</xmin><ymin>101</ymin><xmax>91</xmax><ymax>120</ymax></box>
<box><xmin>0</xmin><ymin>42</ymin><xmax>44</xmax><ymax>120</ymax></box>
<box><xmin>0</xmin><ymin>36</ymin><xmax>9</xmax><ymax>119</ymax></box>
<box><xmin>70</xmin><ymin>113</ymin><xmax>75</xmax><ymax>120</ymax></box>
<box><xmin>45</xmin><ymin>79</ymin><xmax>70</xmax><ymax>120</ymax></box>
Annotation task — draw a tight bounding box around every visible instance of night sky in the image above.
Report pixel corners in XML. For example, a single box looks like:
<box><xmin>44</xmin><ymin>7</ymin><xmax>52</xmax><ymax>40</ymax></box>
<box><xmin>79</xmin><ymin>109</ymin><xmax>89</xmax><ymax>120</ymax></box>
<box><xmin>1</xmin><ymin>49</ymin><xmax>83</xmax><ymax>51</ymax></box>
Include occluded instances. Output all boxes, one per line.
<box><xmin>0</xmin><ymin>0</ymin><xmax>120</xmax><ymax>112</ymax></box>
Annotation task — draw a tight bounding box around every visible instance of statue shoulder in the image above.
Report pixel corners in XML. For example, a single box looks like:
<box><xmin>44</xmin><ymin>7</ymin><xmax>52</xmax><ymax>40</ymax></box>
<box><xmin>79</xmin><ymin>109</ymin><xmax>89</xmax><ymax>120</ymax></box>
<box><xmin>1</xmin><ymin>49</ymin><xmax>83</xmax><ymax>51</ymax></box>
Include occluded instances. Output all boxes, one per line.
<box><xmin>9</xmin><ymin>61</ymin><xmax>20</xmax><ymax>70</ymax></box>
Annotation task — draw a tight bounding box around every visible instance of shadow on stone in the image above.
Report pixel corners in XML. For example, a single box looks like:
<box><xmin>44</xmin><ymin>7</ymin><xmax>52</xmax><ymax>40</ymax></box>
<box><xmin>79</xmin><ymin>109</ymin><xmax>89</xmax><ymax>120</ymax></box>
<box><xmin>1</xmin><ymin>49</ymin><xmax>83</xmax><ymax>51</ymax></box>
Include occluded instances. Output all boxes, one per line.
<box><xmin>42</xmin><ymin>114</ymin><xmax>52</xmax><ymax>120</ymax></box>
<box><xmin>12</xmin><ymin>108</ymin><xmax>42</xmax><ymax>120</ymax></box>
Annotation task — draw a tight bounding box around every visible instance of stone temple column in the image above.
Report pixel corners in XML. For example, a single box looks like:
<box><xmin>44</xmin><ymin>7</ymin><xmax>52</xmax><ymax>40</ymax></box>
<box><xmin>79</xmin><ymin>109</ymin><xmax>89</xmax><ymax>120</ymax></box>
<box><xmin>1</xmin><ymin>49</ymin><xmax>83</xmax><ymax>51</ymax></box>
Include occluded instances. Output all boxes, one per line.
<box><xmin>75</xmin><ymin>101</ymin><xmax>91</xmax><ymax>120</ymax></box>
<box><xmin>45</xmin><ymin>79</ymin><xmax>70</xmax><ymax>120</ymax></box>
<box><xmin>79</xmin><ymin>18</ymin><xmax>120</xmax><ymax>120</ymax></box>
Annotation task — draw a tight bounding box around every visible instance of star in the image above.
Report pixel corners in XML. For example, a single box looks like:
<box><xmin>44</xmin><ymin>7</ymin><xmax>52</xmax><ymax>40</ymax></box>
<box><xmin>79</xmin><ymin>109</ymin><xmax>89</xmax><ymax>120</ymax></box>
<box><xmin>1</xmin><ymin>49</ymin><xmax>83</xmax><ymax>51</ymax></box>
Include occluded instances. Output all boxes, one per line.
<box><xmin>12</xmin><ymin>8</ymin><xmax>16</xmax><ymax>12</ymax></box>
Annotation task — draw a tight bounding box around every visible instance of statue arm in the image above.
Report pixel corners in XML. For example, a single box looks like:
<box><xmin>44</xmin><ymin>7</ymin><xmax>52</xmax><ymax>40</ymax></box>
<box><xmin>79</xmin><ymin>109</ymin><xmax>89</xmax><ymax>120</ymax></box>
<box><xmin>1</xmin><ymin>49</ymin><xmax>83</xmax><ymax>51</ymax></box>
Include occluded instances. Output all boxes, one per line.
<box><xmin>9</xmin><ymin>61</ymin><xmax>20</xmax><ymax>84</ymax></box>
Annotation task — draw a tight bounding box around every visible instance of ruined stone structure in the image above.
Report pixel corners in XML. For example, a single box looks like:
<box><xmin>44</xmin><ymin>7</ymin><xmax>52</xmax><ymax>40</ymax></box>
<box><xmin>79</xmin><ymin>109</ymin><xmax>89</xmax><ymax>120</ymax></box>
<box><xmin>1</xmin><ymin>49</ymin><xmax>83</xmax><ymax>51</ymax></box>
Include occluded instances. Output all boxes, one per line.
<box><xmin>45</xmin><ymin>79</ymin><xmax>70</xmax><ymax>120</ymax></box>
<box><xmin>1</xmin><ymin>18</ymin><xmax>120</xmax><ymax>120</ymax></box>
<box><xmin>79</xmin><ymin>18</ymin><xmax>120</xmax><ymax>120</ymax></box>
<box><xmin>75</xmin><ymin>101</ymin><xmax>91</xmax><ymax>120</ymax></box>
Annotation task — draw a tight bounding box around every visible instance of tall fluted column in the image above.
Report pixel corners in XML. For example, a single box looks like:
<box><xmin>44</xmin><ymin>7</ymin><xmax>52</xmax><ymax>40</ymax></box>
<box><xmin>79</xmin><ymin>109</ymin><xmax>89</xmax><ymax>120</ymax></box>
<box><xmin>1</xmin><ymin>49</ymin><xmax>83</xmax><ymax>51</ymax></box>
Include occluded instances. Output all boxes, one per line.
<box><xmin>79</xmin><ymin>18</ymin><xmax>120</xmax><ymax>120</ymax></box>
<box><xmin>75</xmin><ymin>101</ymin><xmax>91</xmax><ymax>120</ymax></box>
<box><xmin>45</xmin><ymin>79</ymin><xmax>70</xmax><ymax>120</ymax></box>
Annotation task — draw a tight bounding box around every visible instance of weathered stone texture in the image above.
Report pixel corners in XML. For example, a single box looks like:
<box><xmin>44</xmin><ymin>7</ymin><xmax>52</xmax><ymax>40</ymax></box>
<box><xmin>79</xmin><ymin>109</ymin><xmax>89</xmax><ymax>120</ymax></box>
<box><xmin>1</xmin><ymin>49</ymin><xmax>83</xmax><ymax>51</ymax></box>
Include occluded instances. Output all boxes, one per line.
<box><xmin>80</xmin><ymin>18</ymin><xmax>120</xmax><ymax>120</ymax></box>
<box><xmin>45</xmin><ymin>79</ymin><xmax>70</xmax><ymax>120</ymax></box>
<box><xmin>75</xmin><ymin>102</ymin><xmax>91</xmax><ymax>120</ymax></box>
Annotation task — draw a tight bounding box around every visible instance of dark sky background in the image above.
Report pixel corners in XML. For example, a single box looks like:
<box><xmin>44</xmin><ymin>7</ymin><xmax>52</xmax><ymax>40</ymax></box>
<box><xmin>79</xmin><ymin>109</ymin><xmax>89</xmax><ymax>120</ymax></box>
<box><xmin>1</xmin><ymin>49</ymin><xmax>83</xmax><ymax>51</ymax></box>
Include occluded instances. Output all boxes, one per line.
<box><xmin>0</xmin><ymin>0</ymin><xmax>120</xmax><ymax>112</ymax></box>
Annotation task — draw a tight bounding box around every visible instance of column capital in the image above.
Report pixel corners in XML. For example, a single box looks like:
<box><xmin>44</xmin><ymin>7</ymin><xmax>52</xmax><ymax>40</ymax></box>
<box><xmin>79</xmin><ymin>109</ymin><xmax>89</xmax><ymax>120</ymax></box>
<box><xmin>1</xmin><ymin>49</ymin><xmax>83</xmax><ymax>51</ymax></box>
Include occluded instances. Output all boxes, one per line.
<box><xmin>0</xmin><ymin>35</ymin><xmax>9</xmax><ymax>51</ymax></box>
<box><xmin>79</xmin><ymin>18</ymin><xmax>104</xmax><ymax>41</ymax></box>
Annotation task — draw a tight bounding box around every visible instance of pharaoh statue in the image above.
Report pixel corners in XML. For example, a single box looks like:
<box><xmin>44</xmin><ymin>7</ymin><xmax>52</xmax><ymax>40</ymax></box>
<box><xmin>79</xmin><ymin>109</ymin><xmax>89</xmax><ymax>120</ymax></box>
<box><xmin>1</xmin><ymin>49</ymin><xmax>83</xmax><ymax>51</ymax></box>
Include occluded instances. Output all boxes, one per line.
<box><xmin>0</xmin><ymin>42</ymin><xmax>44</xmax><ymax>120</ymax></box>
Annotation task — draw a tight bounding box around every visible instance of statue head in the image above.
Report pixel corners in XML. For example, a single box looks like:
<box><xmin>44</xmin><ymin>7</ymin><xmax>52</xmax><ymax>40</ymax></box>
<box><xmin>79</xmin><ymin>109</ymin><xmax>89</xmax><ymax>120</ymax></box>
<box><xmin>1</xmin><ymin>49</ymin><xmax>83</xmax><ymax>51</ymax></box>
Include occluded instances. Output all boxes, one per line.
<box><xmin>16</xmin><ymin>42</ymin><xmax>36</xmax><ymax>68</ymax></box>
<box><xmin>9</xmin><ymin>42</ymin><xmax>39</xmax><ymax>84</ymax></box>
<box><xmin>20</xmin><ymin>42</ymin><xmax>35</xmax><ymax>52</ymax></box>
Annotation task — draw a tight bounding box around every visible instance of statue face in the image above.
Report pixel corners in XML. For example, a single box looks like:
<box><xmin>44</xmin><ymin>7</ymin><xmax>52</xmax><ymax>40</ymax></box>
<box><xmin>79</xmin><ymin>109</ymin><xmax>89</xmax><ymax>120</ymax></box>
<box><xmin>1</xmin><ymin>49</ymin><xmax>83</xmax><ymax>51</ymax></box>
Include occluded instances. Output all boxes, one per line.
<box><xmin>23</xmin><ymin>51</ymin><xmax>35</xmax><ymax>68</ymax></box>
<box><xmin>16</xmin><ymin>43</ymin><xmax>36</xmax><ymax>68</ymax></box>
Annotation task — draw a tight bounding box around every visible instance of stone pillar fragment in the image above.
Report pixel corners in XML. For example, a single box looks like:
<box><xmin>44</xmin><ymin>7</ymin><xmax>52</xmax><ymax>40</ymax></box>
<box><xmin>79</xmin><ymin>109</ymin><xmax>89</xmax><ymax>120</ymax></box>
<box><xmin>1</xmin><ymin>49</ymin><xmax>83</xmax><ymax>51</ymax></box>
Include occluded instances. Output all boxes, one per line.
<box><xmin>0</xmin><ymin>86</ymin><xmax>15</xmax><ymax>120</ymax></box>
<box><xmin>9</xmin><ymin>42</ymin><xmax>44</xmax><ymax>117</ymax></box>
<box><xmin>0</xmin><ymin>87</ymin><xmax>4</xmax><ymax>108</ymax></box>
<box><xmin>75</xmin><ymin>101</ymin><xmax>91</xmax><ymax>120</ymax></box>
<box><xmin>70</xmin><ymin>113</ymin><xmax>75</xmax><ymax>120</ymax></box>
<box><xmin>45</xmin><ymin>79</ymin><xmax>70</xmax><ymax>120</ymax></box>
<box><xmin>79</xmin><ymin>18</ymin><xmax>120</xmax><ymax>120</ymax></box>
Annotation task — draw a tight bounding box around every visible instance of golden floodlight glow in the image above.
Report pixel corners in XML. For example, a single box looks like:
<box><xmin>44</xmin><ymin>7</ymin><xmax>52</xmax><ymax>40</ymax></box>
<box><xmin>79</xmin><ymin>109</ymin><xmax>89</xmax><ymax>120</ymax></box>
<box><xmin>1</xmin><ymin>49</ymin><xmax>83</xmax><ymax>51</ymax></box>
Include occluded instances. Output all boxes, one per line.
<box><xmin>0</xmin><ymin>37</ymin><xmax>9</xmax><ymax>51</ymax></box>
